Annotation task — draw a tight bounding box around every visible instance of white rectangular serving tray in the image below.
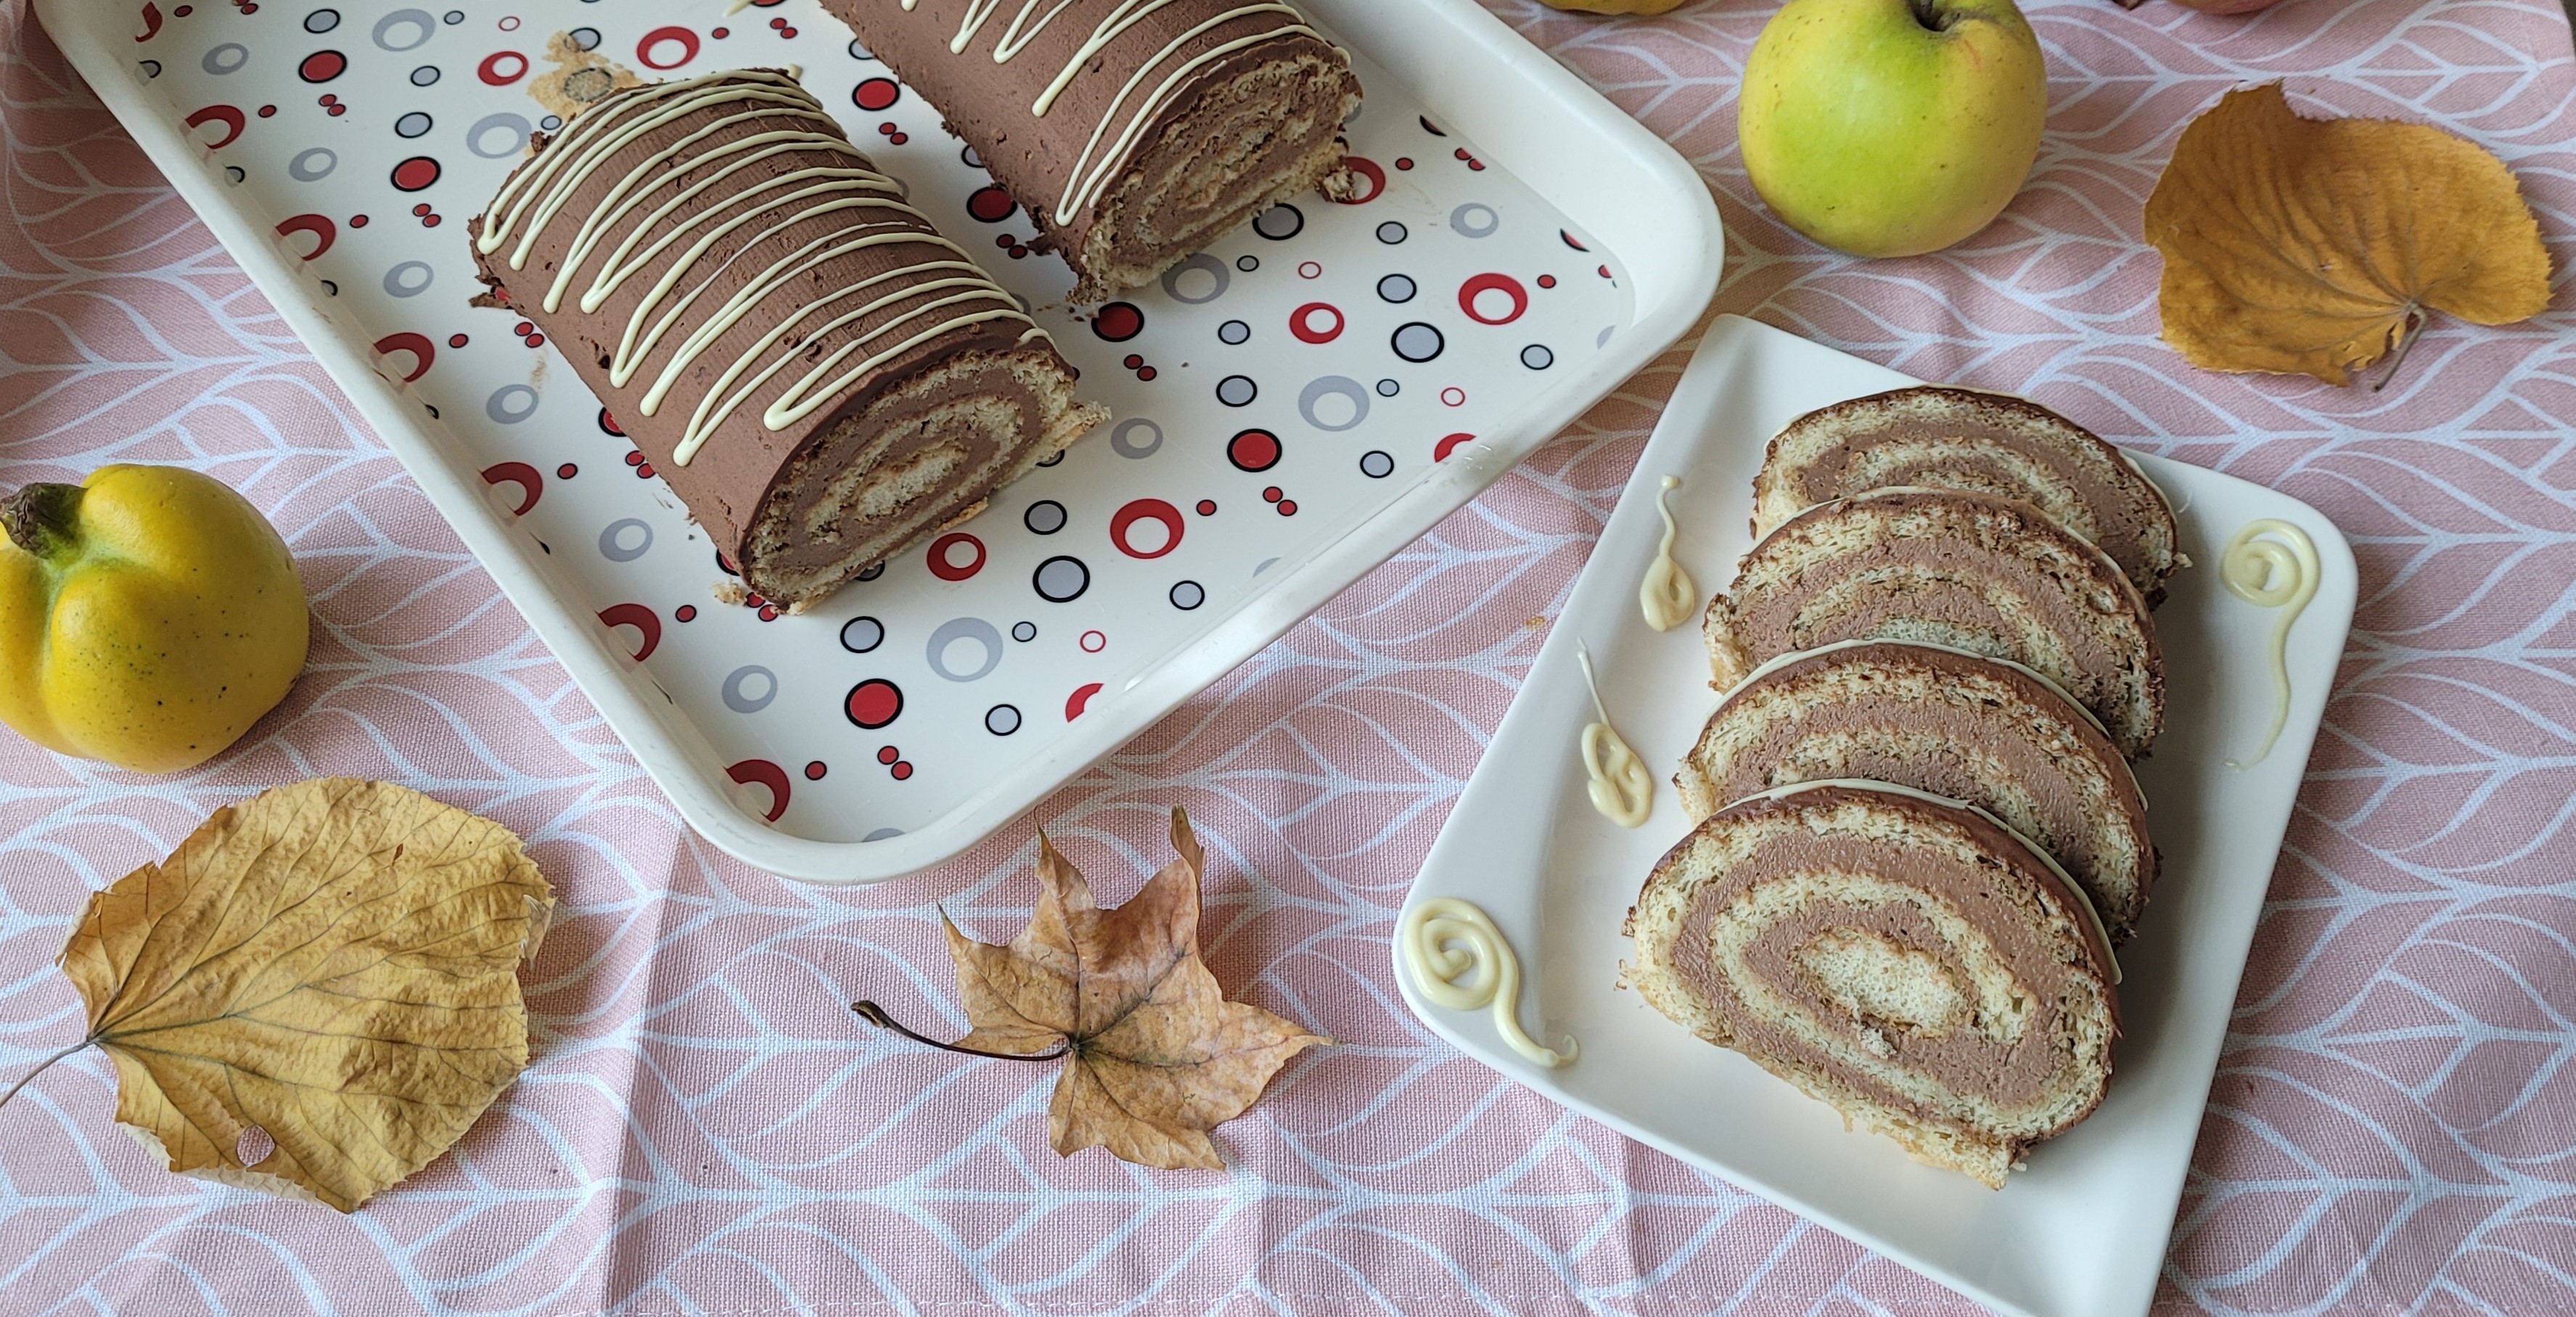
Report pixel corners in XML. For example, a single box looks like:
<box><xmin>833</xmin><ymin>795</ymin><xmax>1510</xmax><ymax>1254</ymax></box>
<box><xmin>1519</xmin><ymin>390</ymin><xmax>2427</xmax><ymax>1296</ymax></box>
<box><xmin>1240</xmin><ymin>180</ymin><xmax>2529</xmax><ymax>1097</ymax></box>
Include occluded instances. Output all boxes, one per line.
<box><xmin>1396</xmin><ymin>316</ymin><xmax>2358</xmax><ymax>1317</ymax></box>
<box><xmin>41</xmin><ymin>0</ymin><xmax>1719</xmax><ymax>883</ymax></box>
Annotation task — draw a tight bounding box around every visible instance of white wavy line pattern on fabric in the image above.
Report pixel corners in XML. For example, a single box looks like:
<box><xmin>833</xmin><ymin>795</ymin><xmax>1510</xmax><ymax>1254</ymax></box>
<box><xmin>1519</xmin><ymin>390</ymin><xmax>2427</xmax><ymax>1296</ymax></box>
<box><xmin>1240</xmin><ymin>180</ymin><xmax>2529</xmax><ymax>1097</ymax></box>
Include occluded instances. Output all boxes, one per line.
<box><xmin>1</xmin><ymin>0</ymin><xmax>2575</xmax><ymax>1313</ymax></box>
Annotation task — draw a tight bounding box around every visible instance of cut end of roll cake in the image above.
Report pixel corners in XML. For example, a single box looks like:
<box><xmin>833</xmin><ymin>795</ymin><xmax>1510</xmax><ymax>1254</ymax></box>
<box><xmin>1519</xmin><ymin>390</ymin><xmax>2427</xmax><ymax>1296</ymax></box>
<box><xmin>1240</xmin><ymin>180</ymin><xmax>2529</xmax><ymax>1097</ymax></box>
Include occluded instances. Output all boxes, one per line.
<box><xmin>743</xmin><ymin>348</ymin><xmax>1104</xmax><ymax>610</ymax></box>
<box><xmin>1627</xmin><ymin>782</ymin><xmax>2120</xmax><ymax>1188</ymax></box>
<box><xmin>465</xmin><ymin>70</ymin><xmax>1107</xmax><ymax>614</ymax></box>
<box><xmin>1702</xmin><ymin>488</ymin><xmax>2166</xmax><ymax>758</ymax></box>
<box><xmin>824</xmin><ymin>0</ymin><xmax>1363</xmax><ymax>305</ymax></box>
<box><xmin>1067</xmin><ymin>44</ymin><xmax>1361</xmax><ymax>303</ymax></box>
<box><xmin>1675</xmin><ymin>640</ymin><xmax>2157</xmax><ymax>941</ymax></box>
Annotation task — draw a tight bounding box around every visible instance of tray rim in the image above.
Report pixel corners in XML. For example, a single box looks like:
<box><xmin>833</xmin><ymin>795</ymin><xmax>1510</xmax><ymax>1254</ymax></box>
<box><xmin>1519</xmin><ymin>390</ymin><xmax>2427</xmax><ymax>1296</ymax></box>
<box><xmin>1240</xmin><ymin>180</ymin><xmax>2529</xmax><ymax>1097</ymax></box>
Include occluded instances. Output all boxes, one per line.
<box><xmin>36</xmin><ymin>0</ymin><xmax>1724</xmax><ymax>885</ymax></box>
<box><xmin>1390</xmin><ymin>313</ymin><xmax>2361</xmax><ymax>1317</ymax></box>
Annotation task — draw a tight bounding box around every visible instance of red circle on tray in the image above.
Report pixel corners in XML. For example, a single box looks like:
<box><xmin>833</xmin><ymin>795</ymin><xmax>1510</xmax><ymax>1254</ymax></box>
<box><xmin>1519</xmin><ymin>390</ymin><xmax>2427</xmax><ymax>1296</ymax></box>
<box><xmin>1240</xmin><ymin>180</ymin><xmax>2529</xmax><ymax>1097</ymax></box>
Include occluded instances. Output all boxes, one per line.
<box><xmin>1458</xmin><ymin>273</ymin><xmax>1529</xmax><ymax>326</ymax></box>
<box><xmin>390</xmin><ymin>156</ymin><xmax>441</xmax><ymax>192</ymax></box>
<box><xmin>1289</xmin><ymin>302</ymin><xmax>1345</xmax><ymax>345</ymax></box>
<box><xmin>478</xmin><ymin>51</ymin><xmax>528</xmax><ymax>86</ymax></box>
<box><xmin>1093</xmin><ymin>303</ymin><xmax>1145</xmax><ymax>342</ymax></box>
<box><xmin>636</xmin><ymin>25</ymin><xmax>700</xmax><ymax>70</ymax></box>
<box><xmin>298</xmin><ymin>49</ymin><xmax>346</xmax><ymax>83</ymax></box>
<box><xmin>845</xmin><ymin>679</ymin><xmax>903</xmax><ymax>730</ymax></box>
<box><xmin>853</xmin><ymin>77</ymin><xmax>901</xmax><ymax>112</ymax></box>
<box><xmin>1227</xmin><ymin>428</ymin><xmax>1281</xmax><ymax>473</ymax></box>
<box><xmin>927</xmin><ymin>532</ymin><xmax>985</xmax><ymax>582</ymax></box>
<box><xmin>1109</xmin><ymin>499</ymin><xmax>1184</xmax><ymax>560</ymax></box>
<box><xmin>967</xmin><ymin>184</ymin><xmax>1016</xmax><ymax>223</ymax></box>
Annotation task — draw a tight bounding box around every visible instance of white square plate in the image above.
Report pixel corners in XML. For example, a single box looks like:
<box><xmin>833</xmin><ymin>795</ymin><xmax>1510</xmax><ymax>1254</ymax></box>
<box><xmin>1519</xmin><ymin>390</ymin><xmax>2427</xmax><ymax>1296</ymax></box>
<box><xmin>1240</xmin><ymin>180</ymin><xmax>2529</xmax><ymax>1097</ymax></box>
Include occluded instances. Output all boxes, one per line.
<box><xmin>1395</xmin><ymin>315</ymin><xmax>2358</xmax><ymax>1317</ymax></box>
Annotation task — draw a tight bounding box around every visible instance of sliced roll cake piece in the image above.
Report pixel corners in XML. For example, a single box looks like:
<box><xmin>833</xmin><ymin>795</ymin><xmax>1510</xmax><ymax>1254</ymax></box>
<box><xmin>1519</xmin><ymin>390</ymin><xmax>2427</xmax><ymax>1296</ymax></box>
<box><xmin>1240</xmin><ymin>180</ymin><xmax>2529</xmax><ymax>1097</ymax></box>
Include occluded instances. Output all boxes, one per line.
<box><xmin>1625</xmin><ymin>781</ymin><xmax>2120</xmax><ymax>1189</ymax></box>
<box><xmin>1676</xmin><ymin>640</ymin><xmax>2156</xmax><ymax>941</ymax></box>
<box><xmin>1703</xmin><ymin>488</ymin><xmax>2165</xmax><ymax>758</ymax></box>
<box><xmin>827</xmin><ymin>0</ymin><xmax>1363</xmax><ymax>303</ymax></box>
<box><xmin>469</xmin><ymin>71</ymin><xmax>1107</xmax><ymax>612</ymax></box>
<box><xmin>1753</xmin><ymin>387</ymin><xmax>2182</xmax><ymax>604</ymax></box>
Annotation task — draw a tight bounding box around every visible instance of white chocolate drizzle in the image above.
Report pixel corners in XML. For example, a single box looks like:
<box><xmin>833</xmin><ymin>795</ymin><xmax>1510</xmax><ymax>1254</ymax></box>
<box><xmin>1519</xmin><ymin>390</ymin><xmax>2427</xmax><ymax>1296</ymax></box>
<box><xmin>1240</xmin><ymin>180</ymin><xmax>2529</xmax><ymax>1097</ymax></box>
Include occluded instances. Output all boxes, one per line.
<box><xmin>1400</xmin><ymin>898</ymin><xmax>1575</xmax><ymax>1067</ymax></box>
<box><xmin>475</xmin><ymin>70</ymin><xmax>1046</xmax><ymax>466</ymax></box>
<box><xmin>1639</xmin><ymin>474</ymin><xmax>1696</xmax><ymax>632</ymax></box>
<box><xmin>2219</xmin><ymin>518</ymin><xmax>2320</xmax><ymax>769</ymax></box>
<box><xmin>1578</xmin><ymin>644</ymin><xmax>1652</xmax><ymax>828</ymax></box>
<box><xmin>894</xmin><ymin>0</ymin><xmax>1318</xmax><ymax>227</ymax></box>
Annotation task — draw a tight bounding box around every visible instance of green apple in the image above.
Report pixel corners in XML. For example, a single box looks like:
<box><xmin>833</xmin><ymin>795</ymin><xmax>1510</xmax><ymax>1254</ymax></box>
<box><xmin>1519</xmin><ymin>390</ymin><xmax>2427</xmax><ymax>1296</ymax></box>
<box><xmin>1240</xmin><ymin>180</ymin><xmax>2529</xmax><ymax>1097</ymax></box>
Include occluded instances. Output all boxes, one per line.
<box><xmin>1739</xmin><ymin>0</ymin><xmax>2049</xmax><ymax>258</ymax></box>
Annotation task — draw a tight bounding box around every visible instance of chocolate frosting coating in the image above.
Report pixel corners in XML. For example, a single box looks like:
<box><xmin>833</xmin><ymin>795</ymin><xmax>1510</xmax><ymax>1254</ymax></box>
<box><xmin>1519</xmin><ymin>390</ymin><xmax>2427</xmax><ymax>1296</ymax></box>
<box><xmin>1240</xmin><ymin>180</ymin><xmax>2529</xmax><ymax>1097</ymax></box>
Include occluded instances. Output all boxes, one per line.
<box><xmin>467</xmin><ymin>70</ymin><xmax>1065</xmax><ymax>565</ymax></box>
<box><xmin>824</xmin><ymin>0</ymin><xmax>1353</xmax><ymax>284</ymax></box>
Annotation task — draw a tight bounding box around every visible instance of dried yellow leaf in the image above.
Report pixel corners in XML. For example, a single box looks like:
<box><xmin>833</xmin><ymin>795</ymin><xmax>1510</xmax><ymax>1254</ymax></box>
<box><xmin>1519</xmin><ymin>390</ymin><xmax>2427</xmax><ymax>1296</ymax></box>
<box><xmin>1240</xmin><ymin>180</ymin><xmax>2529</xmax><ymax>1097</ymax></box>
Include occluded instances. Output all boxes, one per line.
<box><xmin>2145</xmin><ymin>82</ymin><xmax>2552</xmax><ymax>386</ymax></box>
<box><xmin>865</xmin><ymin>809</ymin><xmax>1328</xmax><ymax>1171</ymax></box>
<box><xmin>44</xmin><ymin>778</ymin><xmax>552</xmax><ymax>1211</ymax></box>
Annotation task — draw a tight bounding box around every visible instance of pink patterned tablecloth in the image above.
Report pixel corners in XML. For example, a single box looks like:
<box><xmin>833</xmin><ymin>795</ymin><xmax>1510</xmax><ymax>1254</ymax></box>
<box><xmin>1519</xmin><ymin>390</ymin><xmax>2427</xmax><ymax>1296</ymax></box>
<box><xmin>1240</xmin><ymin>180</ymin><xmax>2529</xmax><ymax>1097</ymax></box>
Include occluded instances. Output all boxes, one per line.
<box><xmin>4</xmin><ymin>0</ymin><xmax>2574</xmax><ymax>1311</ymax></box>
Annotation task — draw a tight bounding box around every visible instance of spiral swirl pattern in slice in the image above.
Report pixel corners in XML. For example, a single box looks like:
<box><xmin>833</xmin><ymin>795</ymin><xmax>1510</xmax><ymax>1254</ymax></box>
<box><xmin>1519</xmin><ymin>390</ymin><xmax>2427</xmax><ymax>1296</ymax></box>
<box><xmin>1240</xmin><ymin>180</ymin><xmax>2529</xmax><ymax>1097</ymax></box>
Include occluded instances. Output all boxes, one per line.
<box><xmin>1752</xmin><ymin>386</ymin><xmax>2181</xmax><ymax>604</ymax></box>
<box><xmin>1703</xmin><ymin>488</ymin><xmax>2165</xmax><ymax>758</ymax></box>
<box><xmin>1677</xmin><ymin>640</ymin><xmax>2156</xmax><ymax>940</ymax></box>
<box><xmin>1627</xmin><ymin>782</ymin><xmax>2119</xmax><ymax>1188</ymax></box>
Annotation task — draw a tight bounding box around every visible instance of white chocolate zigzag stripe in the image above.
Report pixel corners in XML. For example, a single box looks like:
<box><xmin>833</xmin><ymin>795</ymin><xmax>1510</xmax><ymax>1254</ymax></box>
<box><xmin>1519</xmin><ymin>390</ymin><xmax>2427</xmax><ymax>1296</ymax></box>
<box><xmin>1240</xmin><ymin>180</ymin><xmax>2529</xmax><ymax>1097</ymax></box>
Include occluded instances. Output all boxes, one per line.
<box><xmin>896</xmin><ymin>0</ymin><xmax>1319</xmax><ymax>226</ymax></box>
<box><xmin>474</xmin><ymin>69</ymin><xmax>1046</xmax><ymax>466</ymax></box>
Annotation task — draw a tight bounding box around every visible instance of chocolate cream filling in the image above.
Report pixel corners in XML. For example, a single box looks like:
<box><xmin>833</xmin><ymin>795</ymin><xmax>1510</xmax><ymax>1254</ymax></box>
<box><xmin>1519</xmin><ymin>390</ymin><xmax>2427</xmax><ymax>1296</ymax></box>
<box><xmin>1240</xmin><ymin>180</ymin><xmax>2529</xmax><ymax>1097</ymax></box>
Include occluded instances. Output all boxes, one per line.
<box><xmin>1735</xmin><ymin>536</ymin><xmax>2128</xmax><ymax>729</ymax></box>
<box><xmin>1755</xmin><ymin>387</ymin><xmax>2178</xmax><ymax>599</ymax></box>
<box><xmin>743</xmin><ymin>348</ymin><xmax>1083</xmax><ymax>602</ymax></box>
<box><xmin>1078</xmin><ymin>49</ymin><xmax>1358</xmax><ymax>296</ymax></box>
<box><xmin>1664</xmin><ymin>828</ymin><xmax>2110</xmax><ymax>1138</ymax></box>
<box><xmin>1682</xmin><ymin>641</ymin><xmax>2152</xmax><ymax>937</ymax></box>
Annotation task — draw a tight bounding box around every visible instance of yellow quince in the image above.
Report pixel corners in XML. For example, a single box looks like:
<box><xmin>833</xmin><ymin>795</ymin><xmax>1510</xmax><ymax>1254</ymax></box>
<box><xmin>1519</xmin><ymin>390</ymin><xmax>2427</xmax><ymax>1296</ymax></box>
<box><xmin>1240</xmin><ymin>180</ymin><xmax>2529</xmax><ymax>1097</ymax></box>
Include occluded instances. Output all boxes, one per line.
<box><xmin>0</xmin><ymin>465</ymin><xmax>308</xmax><ymax>773</ymax></box>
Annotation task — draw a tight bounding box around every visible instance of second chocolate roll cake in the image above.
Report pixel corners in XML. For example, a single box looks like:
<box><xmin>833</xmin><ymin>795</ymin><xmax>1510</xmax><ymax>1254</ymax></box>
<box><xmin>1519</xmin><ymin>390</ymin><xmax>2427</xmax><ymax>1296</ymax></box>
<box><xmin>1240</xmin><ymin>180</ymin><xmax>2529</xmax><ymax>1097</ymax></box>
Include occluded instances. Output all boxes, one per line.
<box><xmin>469</xmin><ymin>70</ymin><xmax>1105</xmax><ymax>611</ymax></box>
<box><xmin>826</xmin><ymin>0</ymin><xmax>1363</xmax><ymax>302</ymax></box>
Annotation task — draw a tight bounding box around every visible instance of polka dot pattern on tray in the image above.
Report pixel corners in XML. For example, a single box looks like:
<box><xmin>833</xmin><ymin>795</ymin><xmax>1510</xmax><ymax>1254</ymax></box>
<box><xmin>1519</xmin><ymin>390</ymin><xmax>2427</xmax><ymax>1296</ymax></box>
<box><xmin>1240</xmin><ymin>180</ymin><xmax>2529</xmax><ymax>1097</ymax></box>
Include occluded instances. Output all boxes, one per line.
<box><xmin>136</xmin><ymin>0</ymin><xmax>1632</xmax><ymax>844</ymax></box>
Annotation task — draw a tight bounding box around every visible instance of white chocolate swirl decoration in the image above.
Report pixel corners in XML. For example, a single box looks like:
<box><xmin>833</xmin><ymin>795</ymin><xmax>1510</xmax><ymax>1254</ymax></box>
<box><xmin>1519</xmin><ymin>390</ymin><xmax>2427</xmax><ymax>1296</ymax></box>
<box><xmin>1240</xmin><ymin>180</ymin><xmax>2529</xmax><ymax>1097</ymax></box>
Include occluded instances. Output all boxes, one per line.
<box><xmin>896</xmin><ymin>0</ymin><xmax>1321</xmax><ymax>226</ymax></box>
<box><xmin>1400</xmin><ymin>898</ymin><xmax>1575</xmax><ymax>1068</ymax></box>
<box><xmin>473</xmin><ymin>70</ymin><xmax>1046</xmax><ymax>466</ymax></box>
<box><xmin>1639</xmin><ymin>475</ymin><xmax>1697</xmax><ymax>632</ymax></box>
<box><xmin>1578</xmin><ymin>645</ymin><xmax>1652</xmax><ymax>828</ymax></box>
<box><xmin>2220</xmin><ymin>518</ymin><xmax>2321</xmax><ymax>768</ymax></box>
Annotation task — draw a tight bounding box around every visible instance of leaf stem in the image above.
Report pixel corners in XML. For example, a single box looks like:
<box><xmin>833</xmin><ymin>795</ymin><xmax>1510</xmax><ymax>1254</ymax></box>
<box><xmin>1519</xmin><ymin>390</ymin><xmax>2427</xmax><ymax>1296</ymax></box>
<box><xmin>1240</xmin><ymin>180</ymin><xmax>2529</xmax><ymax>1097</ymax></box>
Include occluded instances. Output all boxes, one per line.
<box><xmin>0</xmin><ymin>1038</ymin><xmax>94</xmax><ymax>1115</ymax></box>
<box><xmin>2371</xmin><ymin>307</ymin><xmax>2426</xmax><ymax>393</ymax></box>
<box><xmin>851</xmin><ymin>1002</ymin><xmax>1067</xmax><ymax>1062</ymax></box>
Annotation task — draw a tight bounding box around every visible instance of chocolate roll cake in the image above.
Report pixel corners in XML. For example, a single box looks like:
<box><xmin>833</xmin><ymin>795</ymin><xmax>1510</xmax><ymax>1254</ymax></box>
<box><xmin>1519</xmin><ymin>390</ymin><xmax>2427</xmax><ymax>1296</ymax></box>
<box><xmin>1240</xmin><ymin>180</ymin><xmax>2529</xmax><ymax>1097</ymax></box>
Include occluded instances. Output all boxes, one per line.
<box><xmin>1702</xmin><ymin>488</ymin><xmax>2166</xmax><ymax>758</ymax></box>
<box><xmin>1752</xmin><ymin>387</ymin><xmax>2183</xmax><ymax>604</ymax></box>
<box><xmin>1625</xmin><ymin>781</ymin><xmax>2120</xmax><ymax>1189</ymax></box>
<box><xmin>1675</xmin><ymin>640</ymin><xmax>2156</xmax><ymax>941</ymax></box>
<box><xmin>469</xmin><ymin>70</ymin><xmax>1105</xmax><ymax>610</ymax></box>
<box><xmin>824</xmin><ymin>0</ymin><xmax>1363</xmax><ymax>302</ymax></box>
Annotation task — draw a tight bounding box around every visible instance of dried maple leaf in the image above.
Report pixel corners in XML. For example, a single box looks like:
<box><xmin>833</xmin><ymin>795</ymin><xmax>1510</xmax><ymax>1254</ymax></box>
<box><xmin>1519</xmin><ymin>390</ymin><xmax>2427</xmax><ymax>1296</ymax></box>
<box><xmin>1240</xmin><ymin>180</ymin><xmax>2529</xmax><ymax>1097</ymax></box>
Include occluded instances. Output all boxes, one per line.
<box><xmin>858</xmin><ymin>809</ymin><xmax>1328</xmax><ymax>1170</ymax></box>
<box><xmin>2145</xmin><ymin>82</ymin><xmax>2552</xmax><ymax>387</ymax></box>
<box><xmin>2</xmin><ymin>779</ymin><xmax>553</xmax><ymax>1211</ymax></box>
